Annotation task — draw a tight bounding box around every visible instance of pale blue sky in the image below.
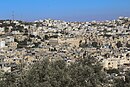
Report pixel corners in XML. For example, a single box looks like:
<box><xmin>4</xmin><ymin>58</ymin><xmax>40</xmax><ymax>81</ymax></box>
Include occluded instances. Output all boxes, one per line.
<box><xmin>0</xmin><ymin>0</ymin><xmax>130</xmax><ymax>21</ymax></box>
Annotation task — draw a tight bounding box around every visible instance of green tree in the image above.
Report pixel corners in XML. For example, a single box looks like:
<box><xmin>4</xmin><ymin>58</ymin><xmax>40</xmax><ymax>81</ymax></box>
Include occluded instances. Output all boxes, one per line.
<box><xmin>114</xmin><ymin>71</ymin><xmax>130</xmax><ymax>87</ymax></box>
<box><xmin>0</xmin><ymin>72</ymin><xmax>17</xmax><ymax>87</ymax></box>
<box><xmin>19</xmin><ymin>55</ymin><xmax>108</xmax><ymax>87</ymax></box>
<box><xmin>0</xmin><ymin>55</ymin><xmax>109</xmax><ymax>87</ymax></box>
<box><xmin>19</xmin><ymin>59</ymin><xmax>70</xmax><ymax>87</ymax></box>
<box><xmin>68</xmin><ymin>56</ymin><xmax>108</xmax><ymax>87</ymax></box>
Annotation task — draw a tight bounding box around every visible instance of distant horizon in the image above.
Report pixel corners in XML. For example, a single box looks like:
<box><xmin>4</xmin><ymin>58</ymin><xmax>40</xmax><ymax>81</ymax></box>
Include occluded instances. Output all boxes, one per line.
<box><xmin>0</xmin><ymin>0</ymin><xmax>130</xmax><ymax>22</ymax></box>
<box><xmin>0</xmin><ymin>16</ymin><xmax>129</xmax><ymax>22</ymax></box>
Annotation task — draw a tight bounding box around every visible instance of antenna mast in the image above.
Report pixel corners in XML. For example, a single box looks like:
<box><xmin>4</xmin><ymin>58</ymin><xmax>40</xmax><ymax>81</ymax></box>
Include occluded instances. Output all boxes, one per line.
<box><xmin>12</xmin><ymin>11</ymin><xmax>14</xmax><ymax>21</ymax></box>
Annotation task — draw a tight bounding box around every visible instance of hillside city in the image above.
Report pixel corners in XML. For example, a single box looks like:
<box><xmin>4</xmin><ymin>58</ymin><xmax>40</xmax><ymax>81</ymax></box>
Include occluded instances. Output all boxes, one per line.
<box><xmin>0</xmin><ymin>17</ymin><xmax>130</xmax><ymax>86</ymax></box>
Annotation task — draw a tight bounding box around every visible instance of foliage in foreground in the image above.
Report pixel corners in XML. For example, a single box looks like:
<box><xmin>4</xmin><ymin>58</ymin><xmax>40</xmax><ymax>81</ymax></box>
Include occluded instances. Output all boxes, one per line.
<box><xmin>1</xmin><ymin>56</ymin><xmax>108</xmax><ymax>87</ymax></box>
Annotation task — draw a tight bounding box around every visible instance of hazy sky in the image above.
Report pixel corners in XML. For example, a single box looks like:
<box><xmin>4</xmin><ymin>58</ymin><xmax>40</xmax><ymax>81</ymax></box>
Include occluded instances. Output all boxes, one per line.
<box><xmin>0</xmin><ymin>0</ymin><xmax>130</xmax><ymax>22</ymax></box>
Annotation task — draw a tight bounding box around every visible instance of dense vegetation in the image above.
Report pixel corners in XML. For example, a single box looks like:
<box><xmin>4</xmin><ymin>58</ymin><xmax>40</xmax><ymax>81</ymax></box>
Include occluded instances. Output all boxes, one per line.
<box><xmin>0</xmin><ymin>55</ymin><xmax>130</xmax><ymax>87</ymax></box>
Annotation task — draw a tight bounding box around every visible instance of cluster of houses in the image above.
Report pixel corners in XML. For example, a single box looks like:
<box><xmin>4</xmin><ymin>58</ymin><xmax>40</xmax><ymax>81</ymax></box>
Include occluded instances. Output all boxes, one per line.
<box><xmin>0</xmin><ymin>17</ymin><xmax>130</xmax><ymax>74</ymax></box>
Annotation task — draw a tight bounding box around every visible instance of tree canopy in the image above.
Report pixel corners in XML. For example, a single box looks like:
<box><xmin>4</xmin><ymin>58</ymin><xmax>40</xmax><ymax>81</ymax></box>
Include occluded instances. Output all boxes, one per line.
<box><xmin>1</xmin><ymin>56</ymin><xmax>108</xmax><ymax>87</ymax></box>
